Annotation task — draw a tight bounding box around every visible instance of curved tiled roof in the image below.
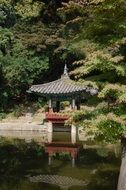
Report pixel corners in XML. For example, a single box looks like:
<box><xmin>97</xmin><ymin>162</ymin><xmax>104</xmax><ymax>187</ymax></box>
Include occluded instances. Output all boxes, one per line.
<box><xmin>28</xmin><ymin>65</ymin><xmax>98</xmax><ymax>96</ymax></box>
<box><xmin>28</xmin><ymin>77</ymin><xmax>98</xmax><ymax>96</ymax></box>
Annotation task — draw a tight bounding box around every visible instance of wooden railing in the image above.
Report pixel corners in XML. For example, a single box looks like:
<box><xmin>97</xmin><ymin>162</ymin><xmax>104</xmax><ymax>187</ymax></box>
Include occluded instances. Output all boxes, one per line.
<box><xmin>45</xmin><ymin>112</ymin><xmax>69</xmax><ymax>123</ymax></box>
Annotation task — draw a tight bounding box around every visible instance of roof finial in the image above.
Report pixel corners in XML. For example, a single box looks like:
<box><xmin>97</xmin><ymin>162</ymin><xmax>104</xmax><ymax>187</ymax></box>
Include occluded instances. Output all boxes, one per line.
<box><xmin>61</xmin><ymin>64</ymin><xmax>69</xmax><ymax>79</ymax></box>
<box><xmin>64</xmin><ymin>64</ymin><xmax>68</xmax><ymax>76</ymax></box>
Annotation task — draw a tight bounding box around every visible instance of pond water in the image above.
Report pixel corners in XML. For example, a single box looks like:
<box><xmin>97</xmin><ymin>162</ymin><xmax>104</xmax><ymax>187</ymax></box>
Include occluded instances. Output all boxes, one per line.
<box><xmin>0</xmin><ymin>129</ymin><xmax>120</xmax><ymax>190</ymax></box>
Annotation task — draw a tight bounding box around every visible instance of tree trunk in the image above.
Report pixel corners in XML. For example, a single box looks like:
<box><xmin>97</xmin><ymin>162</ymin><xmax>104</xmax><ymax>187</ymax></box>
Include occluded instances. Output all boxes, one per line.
<box><xmin>117</xmin><ymin>141</ymin><xmax>126</xmax><ymax>190</ymax></box>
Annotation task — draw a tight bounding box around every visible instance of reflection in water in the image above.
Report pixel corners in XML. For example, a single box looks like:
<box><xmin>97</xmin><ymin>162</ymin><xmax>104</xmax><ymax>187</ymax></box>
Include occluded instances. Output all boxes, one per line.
<box><xmin>29</xmin><ymin>174</ymin><xmax>88</xmax><ymax>190</ymax></box>
<box><xmin>45</xmin><ymin>143</ymin><xmax>79</xmax><ymax>167</ymax></box>
<box><xmin>0</xmin><ymin>126</ymin><xmax>121</xmax><ymax>190</ymax></box>
<box><xmin>46</xmin><ymin>125</ymin><xmax>78</xmax><ymax>167</ymax></box>
<box><xmin>0</xmin><ymin>125</ymin><xmax>77</xmax><ymax>144</ymax></box>
<box><xmin>0</xmin><ymin>130</ymin><xmax>49</xmax><ymax>143</ymax></box>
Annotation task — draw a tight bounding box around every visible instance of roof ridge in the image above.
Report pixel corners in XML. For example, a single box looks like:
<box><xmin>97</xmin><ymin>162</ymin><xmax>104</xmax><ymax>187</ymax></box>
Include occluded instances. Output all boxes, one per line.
<box><xmin>31</xmin><ymin>77</ymin><xmax>74</xmax><ymax>87</ymax></box>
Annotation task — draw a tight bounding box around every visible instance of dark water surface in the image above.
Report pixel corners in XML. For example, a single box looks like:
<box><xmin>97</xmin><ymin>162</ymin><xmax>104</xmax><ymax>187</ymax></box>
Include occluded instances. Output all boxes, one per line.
<box><xmin>0</xmin><ymin>131</ymin><xmax>120</xmax><ymax>190</ymax></box>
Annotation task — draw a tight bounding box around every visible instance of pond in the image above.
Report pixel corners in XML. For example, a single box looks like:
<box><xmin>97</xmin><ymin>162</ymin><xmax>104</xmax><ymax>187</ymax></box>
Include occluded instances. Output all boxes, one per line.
<box><xmin>0</xmin><ymin>129</ymin><xmax>120</xmax><ymax>190</ymax></box>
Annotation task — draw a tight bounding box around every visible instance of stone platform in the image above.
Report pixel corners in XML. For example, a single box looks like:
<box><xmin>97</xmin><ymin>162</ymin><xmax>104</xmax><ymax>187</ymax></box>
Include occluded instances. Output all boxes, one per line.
<box><xmin>0</xmin><ymin>122</ymin><xmax>47</xmax><ymax>131</ymax></box>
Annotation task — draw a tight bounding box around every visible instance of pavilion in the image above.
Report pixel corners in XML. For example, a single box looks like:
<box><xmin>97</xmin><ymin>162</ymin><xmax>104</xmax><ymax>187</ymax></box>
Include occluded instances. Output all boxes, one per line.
<box><xmin>28</xmin><ymin>65</ymin><xmax>98</xmax><ymax>123</ymax></box>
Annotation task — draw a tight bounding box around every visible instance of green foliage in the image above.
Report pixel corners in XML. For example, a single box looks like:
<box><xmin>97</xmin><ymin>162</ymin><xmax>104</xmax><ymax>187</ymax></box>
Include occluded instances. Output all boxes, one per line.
<box><xmin>0</xmin><ymin>112</ymin><xmax>6</xmax><ymax>120</ymax></box>
<box><xmin>1</xmin><ymin>50</ymin><xmax>49</xmax><ymax>95</ymax></box>
<box><xmin>0</xmin><ymin>3</ymin><xmax>16</xmax><ymax>27</ymax></box>
<box><xmin>0</xmin><ymin>137</ymin><xmax>44</xmax><ymax>175</ymax></box>
<box><xmin>0</xmin><ymin>40</ymin><xmax>49</xmax><ymax>110</ymax></box>
<box><xmin>15</xmin><ymin>0</ymin><xmax>44</xmax><ymax>20</ymax></box>
<box><xmin>95</xmin><ymin>115</ymin><xmax>126</xmax><ymax>143</ymax></box>
<box><xmin>0</xmin><ymin>0</ymin><xmax>126</xmax><ymax>143</ymax></box>
<box><xmin>60</xmin><ymin>0</ymin><xmax>126</xmax><ymax>143</ymax></box>
<box><xmin>0</xmin><ymin>27</ymin><xmax>14</xmax><ymax>54</ymax></box>
<box><xmin>11</xmin><ymin>105</ymin><xmax>23</xmax><ymax>118</ymax></box>
<box><xmin>36</xmin><ymin>98</ymin><xmax>46</xmax><ymax>109</ymax></box>
<box><xmin>97</xmin><ymin>148</ymin><xmax>109</xmax><ymax>158</ymax></box>
<box><xmin>54</xmin><ymin>152</ymin><xmax>71</xmax><ymax>160</ymax></box>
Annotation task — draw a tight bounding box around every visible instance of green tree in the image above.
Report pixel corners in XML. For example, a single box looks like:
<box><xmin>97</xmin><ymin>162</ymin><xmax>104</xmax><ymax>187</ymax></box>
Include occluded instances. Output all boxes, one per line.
<box><xmin>62</xmin><ymin>0</ymin><xmax>126</xmax><ymax>143</ymax></box>
<box><xmin>0</xmin><ymin>42</ymin><xmax>49</xmax><ymax>110</ymax></box>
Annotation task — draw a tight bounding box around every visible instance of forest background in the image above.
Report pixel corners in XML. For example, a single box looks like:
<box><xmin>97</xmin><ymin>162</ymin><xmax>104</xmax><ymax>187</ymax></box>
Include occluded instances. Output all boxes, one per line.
<box><xmin>0</xmin><ymin>0</ymin><xmax>126</xmax><ymax>143</ymax></box>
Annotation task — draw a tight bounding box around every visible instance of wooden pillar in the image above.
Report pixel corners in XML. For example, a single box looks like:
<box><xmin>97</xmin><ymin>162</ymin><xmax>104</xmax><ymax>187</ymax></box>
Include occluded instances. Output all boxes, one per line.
<box><xmin>71</xmin><ymin>152</ymin><xmax>76</xmax><ymax>167</ymax></box>
<box><xmin>76</xmin><ymin>100</ymin><xmax>80</xmax><ymax>110</ymax></box>
<box><xmin>71</xmin><ymin>98</ymin><xmax>76</xmax><ymax>110</ymax></box>
<box><xmin>72</xmin><ymin>157</ymin><xmax>75</xmax><ymax>168</ymax></box>
<box><xmin>48</xmin><ymin>154</ymin><xmax>52</xmax><ymax>166</ymax></box>
<box><xmin>48</xmin><ymin>99</ymin><xmax>53</xmax><ymax>112</ymax></box>
<box><xmin>71</xmin><ymin>149</ymin><xmax>78</xmax><ymax>167</ymax></box>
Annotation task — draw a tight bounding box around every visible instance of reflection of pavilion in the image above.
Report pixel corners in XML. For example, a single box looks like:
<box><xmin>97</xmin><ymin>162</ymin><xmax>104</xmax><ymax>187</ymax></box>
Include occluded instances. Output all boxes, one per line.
<box><xmin>46</xmin><ymin>121</ymin><xmax>79</xmax><ymax>167</ymax></box>
<box><xmin>46</xmin><ymin>122</ymin><xmax>79</xmax><ymax>167</ymax></box>
<box><xmin>29</xmin><ymin>174</ymin><xmax>88</xmax><ymax>190</ymax></box>
<box><xmin>45</xmin><ymin>142</ymin><xmax>79</xmax><ymax>167</ymax></box>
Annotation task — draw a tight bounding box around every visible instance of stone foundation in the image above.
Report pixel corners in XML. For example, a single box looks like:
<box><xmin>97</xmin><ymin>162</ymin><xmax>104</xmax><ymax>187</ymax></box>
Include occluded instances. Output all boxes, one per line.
<box><xmin>0</xmin><ymin>123</ymin><xmax>47</xmax><ymax>131</ymax></box>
